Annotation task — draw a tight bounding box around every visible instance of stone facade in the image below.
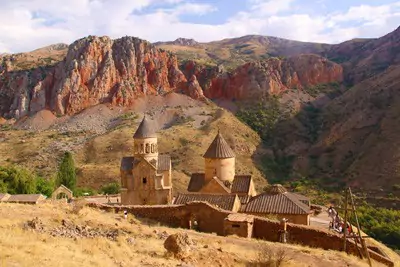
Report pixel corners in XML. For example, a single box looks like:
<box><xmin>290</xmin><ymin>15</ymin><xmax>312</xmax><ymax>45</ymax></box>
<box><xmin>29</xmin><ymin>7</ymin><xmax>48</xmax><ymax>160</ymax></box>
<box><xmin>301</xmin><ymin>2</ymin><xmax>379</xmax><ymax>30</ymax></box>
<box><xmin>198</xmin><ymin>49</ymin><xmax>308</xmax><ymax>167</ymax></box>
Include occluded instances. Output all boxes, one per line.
<box><xmin>223</xmin><ymin>214</ymin><xmax>254</xmax><ymax>238</ymax></box>
<box><xmin>120</xmin><ymin>115</ymin><xmax>172</xmax><ymax>205</ymax></box>
<box><xmin>248</xmin><ymin>213</ymin><xmax>310</xmax><ymax>225</ymax></box>
<box><xmin>204</xmin><ymin>157</ymin><xmax>235</xmax><ymax>183</ymax></box>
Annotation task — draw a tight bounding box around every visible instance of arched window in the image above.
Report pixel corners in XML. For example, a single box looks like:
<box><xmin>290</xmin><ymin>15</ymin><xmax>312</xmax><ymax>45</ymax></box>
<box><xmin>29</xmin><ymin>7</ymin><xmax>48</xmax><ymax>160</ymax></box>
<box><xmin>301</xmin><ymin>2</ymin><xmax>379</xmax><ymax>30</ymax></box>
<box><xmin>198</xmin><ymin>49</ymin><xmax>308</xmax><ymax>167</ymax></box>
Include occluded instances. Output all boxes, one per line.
<box><xmin>151</xmin><ymin>144</ymin><xmax>154</xmax><ymax>153</ymax></box>
<box><xmin>145</xmin><ymin>143</ymin><xmax>150</xmax><ymax>153</ymax></box>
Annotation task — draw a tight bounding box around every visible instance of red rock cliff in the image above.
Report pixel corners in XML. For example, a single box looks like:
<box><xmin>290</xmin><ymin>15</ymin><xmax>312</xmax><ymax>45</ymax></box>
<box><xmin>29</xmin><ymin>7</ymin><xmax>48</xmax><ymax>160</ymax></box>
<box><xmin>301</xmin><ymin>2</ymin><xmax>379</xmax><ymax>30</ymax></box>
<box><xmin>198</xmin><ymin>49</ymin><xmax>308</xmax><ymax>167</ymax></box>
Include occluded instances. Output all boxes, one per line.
<box><xmin>0</xmin><ymin>36</ymin><xmax>187</xmax><ymax>118</ymax></box>
<box><xmin>202</xmin><ymin>55</ymin><xmax>343</xmax><ymax>100</ymax></box>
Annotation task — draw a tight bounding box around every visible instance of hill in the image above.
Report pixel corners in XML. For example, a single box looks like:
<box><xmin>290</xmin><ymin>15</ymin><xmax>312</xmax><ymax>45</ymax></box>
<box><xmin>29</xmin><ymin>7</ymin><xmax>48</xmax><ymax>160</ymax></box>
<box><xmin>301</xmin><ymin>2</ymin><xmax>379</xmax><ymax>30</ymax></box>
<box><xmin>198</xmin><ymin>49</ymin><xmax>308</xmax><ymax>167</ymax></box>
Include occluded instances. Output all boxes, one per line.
<box><xmin>0</xmin><ymin>93</ymin><xmax>267</xmax><ymax>194</ymax></box>
<box><xmin>156</xmin><ymin>35</ymin><xmax>331</xmax><ymax>71</ymax></box>
<box><xmin>1</xmin><ymin>27</ymin><xmax>400</xmax><ymax>200</ymax></box>
<box><xmin>1</xmin><ymin>202</ymin><xmax>398</xmax><ymax>267</ymax></box>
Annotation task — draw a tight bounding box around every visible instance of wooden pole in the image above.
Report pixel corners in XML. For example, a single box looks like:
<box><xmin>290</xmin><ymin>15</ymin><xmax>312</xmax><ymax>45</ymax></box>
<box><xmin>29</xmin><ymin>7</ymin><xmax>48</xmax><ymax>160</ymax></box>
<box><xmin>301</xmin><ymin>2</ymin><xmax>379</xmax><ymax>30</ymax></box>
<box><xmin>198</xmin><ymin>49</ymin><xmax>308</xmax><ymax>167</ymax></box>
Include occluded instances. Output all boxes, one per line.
<box><xmin>343</xmin><ymin>188</ymin><xmax>348</xmax><ymax>252</ymax></box>
<box><xmin>349</xmin><ymin>187</ymin><xmax>372</xmax><ymax>267</ymax></box>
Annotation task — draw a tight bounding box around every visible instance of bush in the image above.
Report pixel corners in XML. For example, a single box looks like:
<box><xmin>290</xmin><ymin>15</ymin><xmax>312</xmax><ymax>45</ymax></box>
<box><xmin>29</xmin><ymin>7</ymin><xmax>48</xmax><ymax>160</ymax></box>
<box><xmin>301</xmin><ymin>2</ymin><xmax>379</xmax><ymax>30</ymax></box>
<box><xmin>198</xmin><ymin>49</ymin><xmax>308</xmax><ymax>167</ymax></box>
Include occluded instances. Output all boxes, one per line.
<box><xmin>0</xmin><ymin>165</ymin><xmax>37</xmax><ymax>194</ymax></box>
<box><xmin>100</xmin><ymin>182</ymin><xmax>120</xmax><ymax>195</ymax></box>
<box><xmin>35</xmin><ymin>176</ymin><xmax>54</xmax><ymax>197</ymax></box>
<box><xmin>257</xmin><ymin>245</ymin><xmax>291</xmax><ymax>267</ymax></box>
<box><xmin>236</xmin><ymin>97</ymin><xmax>283</xmax><ymax>143</ymax></box>
<box><xmin>74</xmin><ymin>187</ymin><xmax>97</xmax><ymax>197</ymax></box>
<box><xmin>0</xmin><ymin>165</ymin><xmax>54</xmax><ymax>196</ymax></box>
<box><xmin>352</xmin><ymin>206</ymin><xmax>400</xmax><ymax>250</ymax></box>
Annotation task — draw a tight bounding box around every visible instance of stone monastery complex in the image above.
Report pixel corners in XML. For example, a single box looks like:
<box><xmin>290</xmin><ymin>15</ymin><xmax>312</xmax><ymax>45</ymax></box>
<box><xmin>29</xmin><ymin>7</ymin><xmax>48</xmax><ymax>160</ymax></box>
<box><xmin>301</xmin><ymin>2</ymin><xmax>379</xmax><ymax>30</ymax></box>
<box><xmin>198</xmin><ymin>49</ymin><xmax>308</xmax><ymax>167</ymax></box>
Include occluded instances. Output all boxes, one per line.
<box><xmin>120</xmin><ymin>115</ymin><xmax>312</xmax><ymax>225</ymax></box>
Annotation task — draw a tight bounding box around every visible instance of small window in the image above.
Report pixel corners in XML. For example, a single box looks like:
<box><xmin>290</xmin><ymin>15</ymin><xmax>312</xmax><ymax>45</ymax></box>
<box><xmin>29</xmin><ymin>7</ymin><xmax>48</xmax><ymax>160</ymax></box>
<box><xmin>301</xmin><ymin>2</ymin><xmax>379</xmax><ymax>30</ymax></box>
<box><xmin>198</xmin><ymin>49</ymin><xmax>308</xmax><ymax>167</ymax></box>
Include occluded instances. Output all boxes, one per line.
<box><xmin>232</xmin><ymin>224</ymin><xmax>241</xmax><ymax>228</ymax></box>
<box><xmin>142</xmin><ymin>177</ymin><xmax>147</xmax><ymax>184</ymax></box>
<box><xmin>145</xmin><ymin>144</ymin><xmax>150</xmax><ymax>153</ymax></box>
<box><xmin>151</xmin><ymin>144</ymin><xmax>154</xmax><ymax>153</ymax></box>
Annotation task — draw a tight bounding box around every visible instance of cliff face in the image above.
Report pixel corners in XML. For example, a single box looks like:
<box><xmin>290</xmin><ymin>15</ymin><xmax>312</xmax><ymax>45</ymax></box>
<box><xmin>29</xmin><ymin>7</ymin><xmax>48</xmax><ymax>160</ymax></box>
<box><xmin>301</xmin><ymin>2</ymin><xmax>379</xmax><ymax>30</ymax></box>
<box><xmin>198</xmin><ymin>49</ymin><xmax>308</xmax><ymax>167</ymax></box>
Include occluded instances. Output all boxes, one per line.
<box><xmin>182</xmin><ymin>55</ymin><xmax>343</xmax><ymax>101</ymax></box>
<box><xmin>0</xmin><ymin>36</ymin><xmax>343</xmax><ymax>119</ymax></box>
<box><xmin>0</xmin><ymin>36</ymin><xmax>187</xmax><ymax>118</ymax></box>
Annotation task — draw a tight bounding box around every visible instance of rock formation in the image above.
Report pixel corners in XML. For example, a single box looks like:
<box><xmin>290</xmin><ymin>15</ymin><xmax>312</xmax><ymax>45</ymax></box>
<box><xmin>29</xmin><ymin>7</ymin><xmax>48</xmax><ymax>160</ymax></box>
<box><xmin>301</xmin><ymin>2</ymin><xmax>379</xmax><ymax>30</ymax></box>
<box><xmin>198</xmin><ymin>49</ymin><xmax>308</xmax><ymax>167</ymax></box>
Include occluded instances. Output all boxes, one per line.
<box><xmin>0</xmin><ymin>36</ymin><xmax>187</xmax><ymax>119</ymax></box>
<box><xmin>182</xmin><ymin>55</ymin><xmax>343</xmax><ymax>101</ymax></box>
<box><xmin>164</xmin><ymin>232</ymin><xmax>194</xmax><ymax>258</ymax></box>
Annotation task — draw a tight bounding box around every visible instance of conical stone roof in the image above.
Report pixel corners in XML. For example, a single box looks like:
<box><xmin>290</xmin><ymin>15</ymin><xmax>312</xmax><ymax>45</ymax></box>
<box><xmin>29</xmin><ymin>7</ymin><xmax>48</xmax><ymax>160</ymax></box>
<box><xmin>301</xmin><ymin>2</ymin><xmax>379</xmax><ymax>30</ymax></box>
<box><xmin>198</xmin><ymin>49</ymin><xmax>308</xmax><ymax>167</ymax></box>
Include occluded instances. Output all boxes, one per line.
<box><xmin>133</xmin><ymin>115</ymin><xmax>157</xmax><ymax>138</ymax></box>
<box><xmin>203</xmin><ymin>131</ymin><xmax>235</xmax><ymax>159</ymax></box>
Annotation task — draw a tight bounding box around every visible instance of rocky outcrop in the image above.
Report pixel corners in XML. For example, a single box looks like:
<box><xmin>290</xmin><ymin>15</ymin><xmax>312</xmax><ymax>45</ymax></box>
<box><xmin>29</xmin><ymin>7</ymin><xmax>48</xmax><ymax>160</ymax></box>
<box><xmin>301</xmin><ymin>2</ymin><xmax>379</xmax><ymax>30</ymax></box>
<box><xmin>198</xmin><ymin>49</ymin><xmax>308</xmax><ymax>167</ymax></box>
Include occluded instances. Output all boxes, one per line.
<box><xmin>164</xmin><ymin>232</ymin><xmax>194</xmax><ymax>258</ymax></box>
<box><xmin>0</xmin><ymin>36</ymin><xmax>187</xmax><ymax>119</ymax></box>
<box><xmin>0</xmin><ymin>37</ymin><xmax>343</xmax><ymax>119</ymax></box>
<box><xmin>187</xmin><ymin>55</ymin><xmax>343</xmax><ymax>101</ymax></box>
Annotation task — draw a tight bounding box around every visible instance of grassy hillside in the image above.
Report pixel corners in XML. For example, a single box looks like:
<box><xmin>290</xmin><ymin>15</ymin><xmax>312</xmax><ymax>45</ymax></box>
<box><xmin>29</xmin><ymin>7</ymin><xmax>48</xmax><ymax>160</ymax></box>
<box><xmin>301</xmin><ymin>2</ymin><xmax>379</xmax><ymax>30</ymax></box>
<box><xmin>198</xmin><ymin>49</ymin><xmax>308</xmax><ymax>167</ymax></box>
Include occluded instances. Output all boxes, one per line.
<box><xmin>1</xmin><ymin>202</ymin><xmax>397</xmax><ymax>267</ymax></box>
<box><xmin>157</xmin><ymin>35</ymin><xmax>330</xmax><ymax>71</ymax></box>
<box><xmin>0</xmin><ymin>94</ymin><xmax>267</xmax><ymax>194</ymax></box>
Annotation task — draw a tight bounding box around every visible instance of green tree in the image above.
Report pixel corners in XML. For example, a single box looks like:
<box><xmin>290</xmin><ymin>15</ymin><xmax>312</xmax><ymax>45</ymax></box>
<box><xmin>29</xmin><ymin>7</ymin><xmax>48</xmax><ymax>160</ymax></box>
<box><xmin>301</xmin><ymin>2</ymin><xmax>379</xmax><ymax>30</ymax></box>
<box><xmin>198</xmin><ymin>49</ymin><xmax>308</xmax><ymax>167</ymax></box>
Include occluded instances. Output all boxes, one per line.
<box><xmin>100</xmin><ymin>182</ymin><xmax>121</xmax><ymax>195</ymax></box>
<box><xmin>35</xmin><ymin>176</ymin><xmax>54</xmax><ymax>197</ymax></box>
<box><xmin>0</xmin><ymin>165</ymin><xmax>37</xmax><ymax>194</ymax></box>
<box><xmin>56</xmin><ymin>151</ymin><xmax>77</xmax><ymax>191</ymax></box>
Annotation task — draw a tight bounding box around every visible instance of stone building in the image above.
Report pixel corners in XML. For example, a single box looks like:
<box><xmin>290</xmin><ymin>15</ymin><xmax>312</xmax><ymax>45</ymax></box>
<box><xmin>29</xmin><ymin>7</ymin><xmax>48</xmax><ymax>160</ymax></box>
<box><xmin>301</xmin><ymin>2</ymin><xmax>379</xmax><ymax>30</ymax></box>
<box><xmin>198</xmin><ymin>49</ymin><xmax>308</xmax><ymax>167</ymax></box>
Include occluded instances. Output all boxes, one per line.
<box><xmin>223</xmin><ymin>213</ymin><xmax>254</xmax><ymax>238</ymax></box>
<box><xmin>243</xmin><ymin>184</ymin><xmax>311</xmax><ymax>225</ymax></box>
<box><xmin>174</xmin><ymin>130</ymin><xmax>256</xmax><ymax>208</ymax></box>
<box><xmin>174</xmin><ymin>131</ymin><xmax>311</xmax><ymax>225</ymax></box>
<box><xmin>186</xmin><ymin>131</ymin><xmax>257</xmax><ymax>198</ymax></box>
<box><xmin>120</xmin><ymin>115</ymin><xmax>172</xmax><ymax>205</ymax></box>
<box><xmin>0</xmin><ymin>194</ymin><xmax>46</xmax><ymax>204</ymax></box>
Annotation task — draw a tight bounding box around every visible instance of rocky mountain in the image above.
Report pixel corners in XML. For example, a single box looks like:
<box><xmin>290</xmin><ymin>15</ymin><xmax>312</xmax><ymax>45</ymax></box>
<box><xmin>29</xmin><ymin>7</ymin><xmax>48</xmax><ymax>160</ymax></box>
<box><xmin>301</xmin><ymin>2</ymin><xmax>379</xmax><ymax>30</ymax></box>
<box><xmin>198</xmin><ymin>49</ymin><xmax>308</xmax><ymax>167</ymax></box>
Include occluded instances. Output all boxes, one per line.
<box><xmin>0</xmin><ymin>36</ymin><xmax>191</xmax><ymax>119</ymax></box>
<box><xmin>154</xmin><ymin>38</ymin><xmax>200</xmax><ymax>47</ymax></box>
<box><xmin>1</xmin><ymin>26</ymin><xmax>399</xmax><ymax>198</ymax></box>
<box><xmin>327</xmin><ymin>26</ymin><xmax>400</xmax><ymax>84</ymax></box>
<box><xmin>0</xmin><ymin>35</ymin><xmax>343</xmax><ymax>120</ymax></box>
<box><xmin>156</xmin><ymin>35</ymin><xmax>331</xmax><ymax>71</ymax></box>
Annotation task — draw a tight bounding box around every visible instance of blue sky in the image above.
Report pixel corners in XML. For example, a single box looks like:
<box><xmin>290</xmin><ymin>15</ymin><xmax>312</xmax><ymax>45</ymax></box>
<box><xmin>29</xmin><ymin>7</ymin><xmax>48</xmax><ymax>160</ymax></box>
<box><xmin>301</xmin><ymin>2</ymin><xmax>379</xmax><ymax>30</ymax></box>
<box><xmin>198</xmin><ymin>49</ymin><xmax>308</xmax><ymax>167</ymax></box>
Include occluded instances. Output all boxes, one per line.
<box><xmin>0</xmin><ymin>0</ymin><xmax>399</xmax><ymax>53</ymax></box>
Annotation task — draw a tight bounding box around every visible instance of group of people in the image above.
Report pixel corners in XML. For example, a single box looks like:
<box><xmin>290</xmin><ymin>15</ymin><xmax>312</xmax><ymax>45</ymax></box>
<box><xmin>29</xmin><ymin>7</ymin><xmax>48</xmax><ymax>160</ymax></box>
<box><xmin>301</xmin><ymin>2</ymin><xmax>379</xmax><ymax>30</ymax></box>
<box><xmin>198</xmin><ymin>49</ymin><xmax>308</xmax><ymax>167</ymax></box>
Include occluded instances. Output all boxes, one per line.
<box><xmin>328</xmin><ymin>206</ymin><xmax>353</xmax><ymax>235</ymax></box>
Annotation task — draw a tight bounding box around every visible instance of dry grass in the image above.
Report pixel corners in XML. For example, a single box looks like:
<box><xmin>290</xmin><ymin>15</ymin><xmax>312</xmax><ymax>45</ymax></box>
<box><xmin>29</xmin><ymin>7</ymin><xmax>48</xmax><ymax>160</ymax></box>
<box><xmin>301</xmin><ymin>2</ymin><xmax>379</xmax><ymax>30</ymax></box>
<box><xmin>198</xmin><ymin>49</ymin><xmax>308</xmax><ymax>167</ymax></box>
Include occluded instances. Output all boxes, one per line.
<box><xmin>0</xmin><ymin>101</ymin><xmax>267</xmax><ymax>193</ymax></box>
<box><xmin>0</xmin><ymin>202</ymin><xmax>389</xmax><ymax>267</ymax></box>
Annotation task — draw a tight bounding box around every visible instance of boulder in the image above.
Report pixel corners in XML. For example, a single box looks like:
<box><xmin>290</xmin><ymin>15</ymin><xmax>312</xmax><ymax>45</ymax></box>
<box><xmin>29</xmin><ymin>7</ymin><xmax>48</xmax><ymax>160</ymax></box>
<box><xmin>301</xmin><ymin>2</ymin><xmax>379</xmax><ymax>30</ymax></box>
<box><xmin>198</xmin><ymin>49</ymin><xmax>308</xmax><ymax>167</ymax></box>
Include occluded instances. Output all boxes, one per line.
<box><xmin>164</xmin><ymin>233</ymin><xmax>193</xmax><ymax>258</ymax></box>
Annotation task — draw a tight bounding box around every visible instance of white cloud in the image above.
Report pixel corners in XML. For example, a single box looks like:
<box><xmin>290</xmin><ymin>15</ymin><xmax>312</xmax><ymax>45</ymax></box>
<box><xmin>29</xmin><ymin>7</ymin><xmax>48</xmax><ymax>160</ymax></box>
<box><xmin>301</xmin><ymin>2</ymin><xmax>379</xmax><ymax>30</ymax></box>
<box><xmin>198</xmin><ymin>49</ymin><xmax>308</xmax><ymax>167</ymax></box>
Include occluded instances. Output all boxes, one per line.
<box><xmin>248</xmin><ymin>0</ymin><xmax>295</xmax><ymax>15</ymax></box>
<box><xmin>0</xmin><ymin>0</ymin><xmax>399</xmax><ymax>53</ymax></box>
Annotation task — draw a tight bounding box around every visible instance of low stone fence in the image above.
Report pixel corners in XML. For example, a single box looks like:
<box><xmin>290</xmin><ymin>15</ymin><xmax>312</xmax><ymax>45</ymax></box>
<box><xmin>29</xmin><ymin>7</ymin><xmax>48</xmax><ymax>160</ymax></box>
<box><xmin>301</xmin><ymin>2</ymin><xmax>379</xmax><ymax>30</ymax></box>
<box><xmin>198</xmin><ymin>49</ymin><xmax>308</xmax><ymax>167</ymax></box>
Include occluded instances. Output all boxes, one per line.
<box><xmin>87</xmin><ymin>202</ymin><xmax>394</xmax><ymax>267</ymax></box>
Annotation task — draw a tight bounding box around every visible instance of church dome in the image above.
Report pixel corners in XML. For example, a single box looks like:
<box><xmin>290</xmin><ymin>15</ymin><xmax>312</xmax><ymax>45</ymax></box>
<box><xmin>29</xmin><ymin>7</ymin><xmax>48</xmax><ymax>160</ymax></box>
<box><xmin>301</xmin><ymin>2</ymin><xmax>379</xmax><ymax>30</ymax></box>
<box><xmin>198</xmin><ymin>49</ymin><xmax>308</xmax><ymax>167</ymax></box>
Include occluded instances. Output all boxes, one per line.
<box><xmin>133</xmin><ymin>115</ymin><xmax>157</xmax><ymax>138</ymax></box>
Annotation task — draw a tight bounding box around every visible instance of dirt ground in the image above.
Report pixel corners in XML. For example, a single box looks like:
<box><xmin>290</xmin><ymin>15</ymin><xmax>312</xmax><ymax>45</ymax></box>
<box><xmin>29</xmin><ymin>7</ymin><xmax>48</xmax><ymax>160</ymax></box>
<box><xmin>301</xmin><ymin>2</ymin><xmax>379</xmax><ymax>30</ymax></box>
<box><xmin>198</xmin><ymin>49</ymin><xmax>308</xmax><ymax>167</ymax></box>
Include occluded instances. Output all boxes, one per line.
<box><xmin>0</xmin><ymin>202</ymin><xmax>392</xmax><ymax>267</ymax></box>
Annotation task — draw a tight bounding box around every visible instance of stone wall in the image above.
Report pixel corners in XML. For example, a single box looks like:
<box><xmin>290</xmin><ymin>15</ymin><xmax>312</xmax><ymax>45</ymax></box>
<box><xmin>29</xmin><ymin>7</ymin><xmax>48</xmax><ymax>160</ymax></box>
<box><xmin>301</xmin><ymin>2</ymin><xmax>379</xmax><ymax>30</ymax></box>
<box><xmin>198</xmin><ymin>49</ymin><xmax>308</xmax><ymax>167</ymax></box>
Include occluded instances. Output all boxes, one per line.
<box><xmin>224</xmin><ymin>220</ymin><xmax>253</xmax><ymax>238</ymax></box>
<box><xmin>254</xmin><ymin>217</ymin><xmax>394</xmax><ymax>267</ymax></box>
<box><xmin>87</xmin><ymin>202</ymin><xmax>394</xmax><ymax>267</ymax></box>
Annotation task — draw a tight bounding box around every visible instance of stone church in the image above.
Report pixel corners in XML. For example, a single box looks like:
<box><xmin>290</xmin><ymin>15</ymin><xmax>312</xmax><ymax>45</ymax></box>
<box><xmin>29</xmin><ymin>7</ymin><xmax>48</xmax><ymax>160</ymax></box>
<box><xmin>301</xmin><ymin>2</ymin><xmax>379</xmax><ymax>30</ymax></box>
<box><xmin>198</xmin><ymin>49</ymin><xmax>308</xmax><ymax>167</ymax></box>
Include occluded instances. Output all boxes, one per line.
<box><xmin>174</xmin><ymin>131</ymin><xmax>257</xmax><ymax>210</ymax></box>
<box><xmin>173</xmin><ymin>131</ymin><xmax>311</xmax><ymax>225</ymax></box>
<box><xmin>120</xmin><ymin>115</ymin><xmax>172</xmax><ymax>205</ymax></box>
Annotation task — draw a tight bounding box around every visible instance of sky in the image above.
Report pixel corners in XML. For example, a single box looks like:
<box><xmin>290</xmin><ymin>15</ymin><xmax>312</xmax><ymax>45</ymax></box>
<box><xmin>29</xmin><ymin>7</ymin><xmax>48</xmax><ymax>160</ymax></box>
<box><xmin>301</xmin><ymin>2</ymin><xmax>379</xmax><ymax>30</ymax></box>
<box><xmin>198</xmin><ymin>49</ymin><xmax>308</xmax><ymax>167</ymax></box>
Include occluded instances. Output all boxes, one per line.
<box><xmin>0</xmin><ymin>0</ymin><xmax>399</xmax><ymax>53</ymax></box>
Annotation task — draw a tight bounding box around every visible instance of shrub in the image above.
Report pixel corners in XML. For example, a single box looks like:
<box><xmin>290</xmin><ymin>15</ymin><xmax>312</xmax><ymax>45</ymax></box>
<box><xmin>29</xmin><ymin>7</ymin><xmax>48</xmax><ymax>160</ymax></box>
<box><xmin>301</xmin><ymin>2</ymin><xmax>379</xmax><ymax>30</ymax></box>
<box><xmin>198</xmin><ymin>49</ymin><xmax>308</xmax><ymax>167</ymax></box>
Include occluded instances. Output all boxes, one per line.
<box><xmin>0</xmin><ymin>165</ymin><xmax>54</xmax><ymax>196</ymax></box>
<box><xmin>351</xmin><ymin>206</ymin><xmax>400</xmax><ymax>250</ymax></box>
<box><xmin>257</xmin><ymin>245</ymin><xmax>291</xmax><ymax>267</ymax></box>
<box><xmin>73</xmin><ymin>187</ymin><xmax>97</xmax><ymax>197</ymax></box>
<box><xmin>35</xmin><ymin>176</ymin><xmax>54</xmax><ymax>197</ymax></box>
<box><xmin>100</xmin><ymin>182</ymin><xmax>120</xmax><ymax>195</ymax></box>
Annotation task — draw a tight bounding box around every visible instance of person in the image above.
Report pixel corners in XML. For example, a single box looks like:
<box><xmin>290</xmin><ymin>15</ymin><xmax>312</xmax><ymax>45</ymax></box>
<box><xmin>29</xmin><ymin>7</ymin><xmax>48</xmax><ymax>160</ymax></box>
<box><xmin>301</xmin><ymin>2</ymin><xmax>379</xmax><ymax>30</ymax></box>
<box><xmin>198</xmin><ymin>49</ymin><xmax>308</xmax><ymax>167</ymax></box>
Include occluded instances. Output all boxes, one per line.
<box><xmin>117</xmin><ymin>198</ymin><xmax>119</xmax><ymax>203</ymax></box>
<box><xmin>124</xmin><ymin>210</ymin><xmax>128</xmax><ymax>220</ymax></box>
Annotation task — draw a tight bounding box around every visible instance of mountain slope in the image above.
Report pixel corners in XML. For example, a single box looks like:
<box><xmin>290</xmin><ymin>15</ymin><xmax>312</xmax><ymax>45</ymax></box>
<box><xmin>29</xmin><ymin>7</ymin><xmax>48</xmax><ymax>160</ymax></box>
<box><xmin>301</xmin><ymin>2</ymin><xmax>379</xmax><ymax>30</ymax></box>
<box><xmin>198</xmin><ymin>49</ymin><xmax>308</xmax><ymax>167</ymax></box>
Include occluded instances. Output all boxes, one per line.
<box><xmin>156</xmin><ymin>35</ymin><xmax>331</xmax><ymax>70</ymax></box>
<box><xmin>327</xmin><ymin>26</ymin><xmax>400</xmax><ymax>83</ymax></box>
<box><xmin>270</xmin><ymin>65</ymin><xmax>400</xmax><ymax>196</ymax></box>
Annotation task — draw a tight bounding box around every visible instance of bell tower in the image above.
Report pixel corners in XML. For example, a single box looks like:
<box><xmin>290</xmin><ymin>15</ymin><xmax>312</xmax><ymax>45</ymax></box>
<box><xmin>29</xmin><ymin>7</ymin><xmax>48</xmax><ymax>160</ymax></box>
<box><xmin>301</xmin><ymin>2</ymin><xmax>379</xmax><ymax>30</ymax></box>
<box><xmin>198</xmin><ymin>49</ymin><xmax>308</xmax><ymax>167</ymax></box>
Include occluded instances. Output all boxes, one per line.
<box><xmin>203</xmin><ymin>130</ymin><xmax>236</xmax><ymax>183</ymax></box>
<box><xmin>133</xmin><ymin>114</ymin><xmax>158</xmax><ymax>162</ymax></box>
